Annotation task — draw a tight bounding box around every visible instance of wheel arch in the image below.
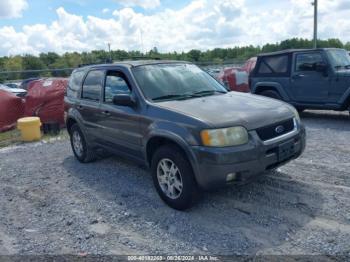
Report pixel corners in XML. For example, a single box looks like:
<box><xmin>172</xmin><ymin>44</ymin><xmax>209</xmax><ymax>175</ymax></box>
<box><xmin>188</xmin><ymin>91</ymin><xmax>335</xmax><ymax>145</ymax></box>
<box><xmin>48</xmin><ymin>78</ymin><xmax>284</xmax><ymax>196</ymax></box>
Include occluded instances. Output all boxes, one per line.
<box><xmin>253</xmin><ymin>82</ymin><xmax>290</xmax><ymax>101</ymax></box>
<box><xmin>66</xmin><ymin>117</ymin><xmax>77</xmax><ymax>135</ymax></box>
<box><xmin>145</xmin><ymin>133</ymin><xmax>200</xmax><ymax>184</ymax></box>
<box><xmin>145</xmin><ymin>134</ymin><xmax>194</xmax><ymax>166</ymax></box>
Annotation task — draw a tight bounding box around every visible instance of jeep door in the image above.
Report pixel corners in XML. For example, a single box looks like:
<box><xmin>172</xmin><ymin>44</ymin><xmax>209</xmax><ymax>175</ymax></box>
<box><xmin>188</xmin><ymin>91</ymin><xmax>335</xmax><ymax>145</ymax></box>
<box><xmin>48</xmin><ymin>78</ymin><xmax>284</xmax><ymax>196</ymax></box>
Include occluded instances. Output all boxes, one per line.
<box><xmin>98</xmin><ymin>69</ymin><xmax>143</xmax><ymax>160</ymax></box>
<box><xmin>78</xmin><ymin>69</ymin><xmax>104</xmax><ymax>141</ymax></box>
<box><xmin>291</xmin><ymin>51</ymin><xmax>330</xmax><ymax>103</ymax></box>
<box><xmin>326</xmin><ymin>49</ymin><xmax>350</xmax><ymax>103</ymax></box>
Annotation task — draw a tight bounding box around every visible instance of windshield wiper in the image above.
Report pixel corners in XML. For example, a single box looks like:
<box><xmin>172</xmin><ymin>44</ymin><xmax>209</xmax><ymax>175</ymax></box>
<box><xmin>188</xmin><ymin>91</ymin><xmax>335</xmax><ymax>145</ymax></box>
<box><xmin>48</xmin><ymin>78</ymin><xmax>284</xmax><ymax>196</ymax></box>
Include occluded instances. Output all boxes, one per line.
<box><xmin>152</xmin><ymin>94</ymin><xmax>193</xmax><ymax>101</ymax></box>
<box><xmin>191</xmin><ymin>90</ymin><xmax>227</xmax><ymax>97</ymax></box>
<box><xmin>152</xmin><ymin>90</ymin><xmax>227</xmax><ymax>101</ymax></box>
<box><xmin>335</xmin><ymin>65</ymin><xmax>350</xmax><ymax>70</ymax></box>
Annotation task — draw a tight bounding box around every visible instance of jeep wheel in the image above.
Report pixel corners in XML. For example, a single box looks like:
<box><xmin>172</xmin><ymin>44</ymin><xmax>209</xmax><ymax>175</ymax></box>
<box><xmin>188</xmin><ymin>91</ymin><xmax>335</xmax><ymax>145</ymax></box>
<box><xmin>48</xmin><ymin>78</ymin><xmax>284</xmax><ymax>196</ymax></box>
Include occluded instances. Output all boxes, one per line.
<box><xmin>70</xmin><ymin>124</ymin><xmax>97</xmax><ymax>163</ymax></box>
<box><xmin>151</xmin><ymin>145</ymin><xmax>199</xmax><ymax>210</ymax></box>
<box><xmin>296</xmin><ymin>107</ymin><xmax>305</xmax><ymax>113</ymax></box>
<box><xmin>260</xmin><ymin>90</ymin><xmax>282</xmax><ymax>100</ymax></box>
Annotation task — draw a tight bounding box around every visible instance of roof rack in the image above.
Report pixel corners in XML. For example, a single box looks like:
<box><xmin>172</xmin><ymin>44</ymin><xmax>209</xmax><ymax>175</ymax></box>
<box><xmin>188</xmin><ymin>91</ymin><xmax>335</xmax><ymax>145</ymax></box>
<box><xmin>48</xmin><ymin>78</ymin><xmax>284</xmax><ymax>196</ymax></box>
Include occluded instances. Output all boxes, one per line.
<box><xmin>78</xmin><ymin>63</ymin><xmax>98</xmax><ymax>68</ymax></box>
<box><xmin>119</xmin><ymin>56</ymin><xmax>161</xmax><ymax>61</ymax></box>
<box><xmin>78</xmin><ymin>59</ymin><xmax>113</xmax><ymax>68</ymax></box>
<box><xmin>77</xmin><ymin>57</ymin><xmax>161</xmax><ymax>67</ymax></box>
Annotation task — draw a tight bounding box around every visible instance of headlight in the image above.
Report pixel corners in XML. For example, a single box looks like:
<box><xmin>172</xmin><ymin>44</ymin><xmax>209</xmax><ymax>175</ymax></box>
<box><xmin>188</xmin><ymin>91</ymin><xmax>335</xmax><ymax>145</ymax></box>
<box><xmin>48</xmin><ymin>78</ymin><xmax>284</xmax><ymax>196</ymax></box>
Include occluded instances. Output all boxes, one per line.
<box><xmin>201</xmin><ymin>126</ymin><xmax>248</xmax><ymax>147</ymax></box>
<box><xmin>290</xmin><ymin>107</ymin><xmax>300</xmax><ymax>123</ymax></box>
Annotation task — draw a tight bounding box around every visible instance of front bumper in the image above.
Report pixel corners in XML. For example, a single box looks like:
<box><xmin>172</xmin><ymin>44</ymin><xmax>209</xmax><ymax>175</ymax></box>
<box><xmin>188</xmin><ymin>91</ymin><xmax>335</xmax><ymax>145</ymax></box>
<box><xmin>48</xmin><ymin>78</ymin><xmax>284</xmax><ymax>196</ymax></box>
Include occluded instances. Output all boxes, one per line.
<box><xmin>191</xmin><ymin>125</ymin><xmax>306</xmax><ymax>190</ymax></box>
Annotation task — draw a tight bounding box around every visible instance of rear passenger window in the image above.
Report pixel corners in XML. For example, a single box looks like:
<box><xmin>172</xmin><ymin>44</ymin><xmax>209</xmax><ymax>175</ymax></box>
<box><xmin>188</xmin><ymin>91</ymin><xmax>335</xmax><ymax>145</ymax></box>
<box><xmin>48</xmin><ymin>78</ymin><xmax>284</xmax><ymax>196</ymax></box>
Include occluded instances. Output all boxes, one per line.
<box><xmin>67</xmin><ymin>70</ymin><xmax>85</xmax><ymax>98</ymax></box>
<box><xmin>104</xmin><ymin>71</ymin><xmax>131</xmax><ymax>103</ymax></box>
<box><xmin>258</xmin><ymin>55</ymin><xmax>289</xmax><ymax>74</ymax></box>
<box><xmin>295</xmin><ymin>53</ymin><xmax>324</xmax><ymax>71</ymax></box>
<box><xmin>82</xmin><ymin>70</ymin><xmax>104</xmax><ymax>101</ymax></box>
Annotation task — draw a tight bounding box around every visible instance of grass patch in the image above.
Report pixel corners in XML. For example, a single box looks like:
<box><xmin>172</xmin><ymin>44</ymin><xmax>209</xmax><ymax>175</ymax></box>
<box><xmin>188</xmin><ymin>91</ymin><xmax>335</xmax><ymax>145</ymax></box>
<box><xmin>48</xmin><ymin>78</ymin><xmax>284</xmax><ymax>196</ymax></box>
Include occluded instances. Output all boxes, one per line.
<box><xmin>0</xmin><ymin>128</ymin><xmax>69</xmax><ymax>148</ymax></box>
<box><xmin>42</xmin><ymin>129</ymin><xmax>69</xmax><ymax>142</ymax></box>
<box><xmin>0</xmin><ymin>129</ymin><xmax>21</xmax><ymax>148</ymax></box>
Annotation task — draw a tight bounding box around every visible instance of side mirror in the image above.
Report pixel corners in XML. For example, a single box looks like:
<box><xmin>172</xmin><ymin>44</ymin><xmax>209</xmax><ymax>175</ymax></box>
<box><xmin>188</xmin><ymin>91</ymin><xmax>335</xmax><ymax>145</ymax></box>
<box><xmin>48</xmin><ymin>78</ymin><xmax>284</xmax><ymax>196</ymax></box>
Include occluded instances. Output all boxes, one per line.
<box><xmin>315</xmin><ymin>62</ymin><xmax>328</xmax><ymax>73</ymax></box>
<box><xmin>113</xmin><ymin>94</ymin><xmax>135</xmax><ymax>107</ymax></box>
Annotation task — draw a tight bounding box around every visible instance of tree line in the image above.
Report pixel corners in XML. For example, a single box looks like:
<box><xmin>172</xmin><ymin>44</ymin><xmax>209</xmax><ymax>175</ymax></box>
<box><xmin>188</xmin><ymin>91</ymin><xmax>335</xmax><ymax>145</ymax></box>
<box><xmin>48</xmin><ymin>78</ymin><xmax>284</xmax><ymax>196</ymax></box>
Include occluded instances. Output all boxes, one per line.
<box><xmin>1</xmin><ymin>38</ymin><xmax>349</xmax><ymax>81</ymax></box>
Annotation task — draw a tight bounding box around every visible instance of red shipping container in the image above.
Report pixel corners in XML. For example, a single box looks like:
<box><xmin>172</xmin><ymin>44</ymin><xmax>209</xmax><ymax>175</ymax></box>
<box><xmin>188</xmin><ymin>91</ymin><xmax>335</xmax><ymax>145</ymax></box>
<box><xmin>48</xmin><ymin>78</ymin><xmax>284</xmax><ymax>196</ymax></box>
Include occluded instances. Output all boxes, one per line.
<box><xmin>0</xmin><ymin>90</ymin><xmax>24</xmax><ymax>132</ymax></box>
<box><xmin>24</xmin><ymin>78</ymin><xmax>68</xmax><ymax>126</ymax></box>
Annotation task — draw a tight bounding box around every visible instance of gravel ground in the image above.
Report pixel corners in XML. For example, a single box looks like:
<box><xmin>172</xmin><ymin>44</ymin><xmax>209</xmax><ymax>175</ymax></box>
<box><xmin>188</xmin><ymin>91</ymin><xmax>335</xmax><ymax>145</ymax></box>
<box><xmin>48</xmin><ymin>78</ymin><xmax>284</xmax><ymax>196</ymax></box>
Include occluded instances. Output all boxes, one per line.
<box><xmin>0</xmin><ymin>110</ymin><xmax>349</xmax><ymax>256</ymax></box>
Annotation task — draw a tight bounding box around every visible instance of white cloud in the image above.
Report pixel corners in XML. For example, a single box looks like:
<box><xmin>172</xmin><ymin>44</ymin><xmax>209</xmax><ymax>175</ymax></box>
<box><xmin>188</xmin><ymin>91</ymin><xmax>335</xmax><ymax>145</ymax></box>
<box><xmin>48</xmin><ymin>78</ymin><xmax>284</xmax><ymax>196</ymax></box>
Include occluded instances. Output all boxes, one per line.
<box><xmin>0</xmin><ymin>0</ymin><xmax>350</xmax><ymax>56</ymax></box>
<box><xmin>0</xmin><ymin>0</ymin><xmax>28</xmax><ymax>18</ymax></box>
<box><xmin>102</xmin><ymin>8</ymin><xmax>110</xmax><ymax>14</ymax></box>
<box><xmin>114</xmin><ymin>0</ymin><xmax>160</xmax><ymax>9</ymax></box>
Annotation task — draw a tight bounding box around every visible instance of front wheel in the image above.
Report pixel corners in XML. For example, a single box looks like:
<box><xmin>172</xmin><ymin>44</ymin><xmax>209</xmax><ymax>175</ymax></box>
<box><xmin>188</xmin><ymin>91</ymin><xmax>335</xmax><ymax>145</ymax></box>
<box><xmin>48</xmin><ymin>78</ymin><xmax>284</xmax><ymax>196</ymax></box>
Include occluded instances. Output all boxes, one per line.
<box><xmin>151</xmin><ymin>145</ymin><xmax>199</xmax><ymax>210</ymax></box>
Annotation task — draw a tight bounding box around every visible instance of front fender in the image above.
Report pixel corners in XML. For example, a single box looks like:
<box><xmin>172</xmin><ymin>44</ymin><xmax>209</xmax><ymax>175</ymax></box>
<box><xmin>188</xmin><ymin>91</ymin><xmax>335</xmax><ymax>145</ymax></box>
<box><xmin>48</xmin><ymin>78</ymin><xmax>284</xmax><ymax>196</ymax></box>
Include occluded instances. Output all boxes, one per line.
<box><xmin>253</xmin><ymin>82</ymin><xmax>290</xmax><ymax>101</ymax></box>
<box><xmin>143</xmin><ymin>121</ymin><xmax>200</xmax><ymax>181</ymax></box>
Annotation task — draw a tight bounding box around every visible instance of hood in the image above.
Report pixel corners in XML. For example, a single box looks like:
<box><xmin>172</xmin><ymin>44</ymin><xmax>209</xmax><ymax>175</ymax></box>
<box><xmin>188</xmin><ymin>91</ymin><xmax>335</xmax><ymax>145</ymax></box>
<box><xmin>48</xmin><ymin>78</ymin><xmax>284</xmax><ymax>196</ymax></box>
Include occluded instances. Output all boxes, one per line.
<box><xmin>156</xmin><ymin>92</ymin><xmax>294</xmax><ymax>130</ymax></box>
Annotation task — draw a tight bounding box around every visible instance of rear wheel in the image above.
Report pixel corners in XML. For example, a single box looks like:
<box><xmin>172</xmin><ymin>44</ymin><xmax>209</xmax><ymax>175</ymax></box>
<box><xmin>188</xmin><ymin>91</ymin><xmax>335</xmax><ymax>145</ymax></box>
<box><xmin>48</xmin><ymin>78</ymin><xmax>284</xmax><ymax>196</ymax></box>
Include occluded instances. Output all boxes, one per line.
<box><xmin>259</xmin><ymin>90</ymin><xmax>282</xmax><ymax>100</ymax></box>
<box><xmin>151</xmin><ymin>145</ymin><xmax>199</xmax><ymax>210</ymax></box>
<box><xmin>70</xmin><ymin>124</ymin><xmax>97</xmax><ymax>163</ymax></box>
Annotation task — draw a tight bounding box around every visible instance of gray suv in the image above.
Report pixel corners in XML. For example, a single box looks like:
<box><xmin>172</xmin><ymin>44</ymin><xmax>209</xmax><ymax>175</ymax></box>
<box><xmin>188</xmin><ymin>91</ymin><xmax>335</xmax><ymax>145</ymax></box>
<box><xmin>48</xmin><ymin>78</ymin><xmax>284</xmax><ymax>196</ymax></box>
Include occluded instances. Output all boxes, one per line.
<box><xmin>250</xmin><ymin>48</ymin><xmax>350</xmax><ymax>113</ymax></box>
<box><xmin>65</xmin><ymin>60</ymin><xmax>305</xmax><ymax>210</ymax></box>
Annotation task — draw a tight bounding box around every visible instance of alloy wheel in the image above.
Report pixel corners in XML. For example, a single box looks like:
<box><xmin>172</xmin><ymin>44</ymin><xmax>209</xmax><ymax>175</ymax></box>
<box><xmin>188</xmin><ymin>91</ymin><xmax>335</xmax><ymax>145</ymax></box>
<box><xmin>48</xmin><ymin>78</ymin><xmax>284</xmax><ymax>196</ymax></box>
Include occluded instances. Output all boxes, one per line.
<box><xmin>157</xmin><ymin>158</ymin><xmax>183</xmax><ymax>199</ymax></box>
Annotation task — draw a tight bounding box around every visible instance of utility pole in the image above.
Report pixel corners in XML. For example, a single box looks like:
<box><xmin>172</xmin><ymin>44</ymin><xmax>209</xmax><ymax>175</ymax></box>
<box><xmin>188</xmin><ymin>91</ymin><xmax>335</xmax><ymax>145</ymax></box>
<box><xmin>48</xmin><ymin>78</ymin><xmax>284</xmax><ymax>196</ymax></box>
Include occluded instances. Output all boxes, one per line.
<box><xmin>108</xmin><ymin>43</ymin><xmax>112</xmax><ymax>62</ymax></box>
<box><xmin>312</xmin><ymin>0</ymin><xmax>318</xmax><ymax>49</ymax></box>
<box><xmin>140</xmin><ymin>29</ymin><xmax>144</xmax><ymax>56</ymax></box>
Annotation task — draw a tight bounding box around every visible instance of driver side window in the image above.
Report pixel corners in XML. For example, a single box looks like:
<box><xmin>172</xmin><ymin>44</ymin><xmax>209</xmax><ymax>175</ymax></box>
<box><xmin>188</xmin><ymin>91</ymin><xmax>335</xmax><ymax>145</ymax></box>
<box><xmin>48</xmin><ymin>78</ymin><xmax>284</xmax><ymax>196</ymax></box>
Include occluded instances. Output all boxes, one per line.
<box><xmin>104</xmin><ymin>71</ymin><xmax>131</xmax><ymax>103</ymax></box>
<box><xmin>296</xmin><ymin>53</ymin><xmax>324</xmax><ymax>72</ymax></box>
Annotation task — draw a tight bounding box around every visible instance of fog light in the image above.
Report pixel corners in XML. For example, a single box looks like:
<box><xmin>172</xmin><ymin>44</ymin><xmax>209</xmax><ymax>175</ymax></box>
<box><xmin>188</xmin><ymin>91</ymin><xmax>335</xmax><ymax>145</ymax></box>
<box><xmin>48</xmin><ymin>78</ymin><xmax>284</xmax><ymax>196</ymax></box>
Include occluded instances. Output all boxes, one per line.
<box><xmin>226</xmin><ymin>173</ymin><xmax>237</xmax><ymax>182</ymax></box>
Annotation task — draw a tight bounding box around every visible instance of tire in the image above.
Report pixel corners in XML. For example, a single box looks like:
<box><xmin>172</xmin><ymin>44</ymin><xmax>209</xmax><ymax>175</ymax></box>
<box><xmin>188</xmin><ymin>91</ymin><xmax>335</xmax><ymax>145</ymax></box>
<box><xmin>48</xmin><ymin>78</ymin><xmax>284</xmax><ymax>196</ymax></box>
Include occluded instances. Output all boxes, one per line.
<box><xmin>259</xmin><ymin>90</ymin><xmax>282</xmax><ymax>100</ymax></box>
<box><xmin>70</xmin><ymin>124</ymin><xmax>97</xmax><ymax>163</ymax></box>
<box><xmin>151</xmin><ymin>145</ymin><xmax>199</xmax><ymax>210</ymax></box>
<box><xmin>296</xmin><ymin>107</ymin><xmax>305</xmax><ymax>113</ymax></box>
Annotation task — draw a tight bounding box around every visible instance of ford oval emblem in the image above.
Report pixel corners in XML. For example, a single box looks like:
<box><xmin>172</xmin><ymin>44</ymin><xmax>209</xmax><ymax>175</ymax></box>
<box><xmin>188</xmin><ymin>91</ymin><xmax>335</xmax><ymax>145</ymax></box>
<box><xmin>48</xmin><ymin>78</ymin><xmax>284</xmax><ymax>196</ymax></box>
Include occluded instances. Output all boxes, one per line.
<box><xmin>275</xmin><ymin>125</ymin><xmax>285</xmax><ymax>134</ymax></box>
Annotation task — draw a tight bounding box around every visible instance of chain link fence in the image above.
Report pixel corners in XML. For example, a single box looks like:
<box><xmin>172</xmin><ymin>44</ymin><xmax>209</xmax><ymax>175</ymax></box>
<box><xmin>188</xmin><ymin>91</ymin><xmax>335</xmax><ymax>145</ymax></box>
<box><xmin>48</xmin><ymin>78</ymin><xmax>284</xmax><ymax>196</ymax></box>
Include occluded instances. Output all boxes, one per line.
<box><xmin>0</xmin><ymin>59</ymin><xmax>245</xmax><ymax>83</ymax></box>
<box><xmin>0</xmin><ymin>68</ymin><xmax>74</xmax><ymax>83</ymax></box>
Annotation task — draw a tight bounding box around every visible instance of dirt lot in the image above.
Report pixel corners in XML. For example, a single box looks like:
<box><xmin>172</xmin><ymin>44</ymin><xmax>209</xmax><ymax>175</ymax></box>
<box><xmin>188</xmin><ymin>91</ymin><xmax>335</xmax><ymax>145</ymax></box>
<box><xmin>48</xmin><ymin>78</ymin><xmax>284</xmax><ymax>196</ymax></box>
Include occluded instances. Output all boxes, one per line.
<box><xmin>0</xmin><ymin>110</ymin><xmax>349</xmax><ymax>256</ymax></box>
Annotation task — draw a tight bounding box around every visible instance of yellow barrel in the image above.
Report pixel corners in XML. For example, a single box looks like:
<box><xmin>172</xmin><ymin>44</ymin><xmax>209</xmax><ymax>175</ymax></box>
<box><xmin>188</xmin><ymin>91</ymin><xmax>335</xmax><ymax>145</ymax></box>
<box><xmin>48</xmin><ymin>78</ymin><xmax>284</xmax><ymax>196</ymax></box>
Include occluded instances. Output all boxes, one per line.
<box><xmin>17</xmin><ymin>117</ymin><xmax>42</xmax><ymax>142</ymax></box>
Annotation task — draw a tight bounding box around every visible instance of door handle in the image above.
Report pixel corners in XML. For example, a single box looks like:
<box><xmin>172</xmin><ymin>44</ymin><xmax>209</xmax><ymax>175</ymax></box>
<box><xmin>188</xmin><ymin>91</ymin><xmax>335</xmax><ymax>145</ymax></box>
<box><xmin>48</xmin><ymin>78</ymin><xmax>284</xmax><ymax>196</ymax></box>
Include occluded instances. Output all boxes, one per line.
<box><xmin>292</xmin><ymin>74</ymin><xmax>305</xmax><ymax>79</ymax></box>
<box><xmin>101</xmin><ymin>111</ymin><xmax>111</xmax><ymax>116</ymax></box>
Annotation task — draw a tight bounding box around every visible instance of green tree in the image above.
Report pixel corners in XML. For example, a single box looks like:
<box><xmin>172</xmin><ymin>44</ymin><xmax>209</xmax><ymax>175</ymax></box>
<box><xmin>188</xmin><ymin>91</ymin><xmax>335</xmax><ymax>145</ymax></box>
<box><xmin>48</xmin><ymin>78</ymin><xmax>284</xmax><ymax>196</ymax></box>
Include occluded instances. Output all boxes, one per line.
<box><xmin>188</xmin><ymin>49</ymin><xmax>201</xmax><ymax>62</ymax></box>
<box><xmin>3</xmin><ymin>56</ymin><xmax>23</xmax><ymax>80</ymax></box>
<box><xmin>345</xmin><ymin>42</ymin><xmax>350</xmax><ymax>51</ymax></box>
<box><xmin>39</xmin><ymin>52</ymin><xmax>60</xmax><ymax>68</ymax></box>
<box><xmin>1</xmin><ymin>37</ymin><xmax>350</xmax><ymax>80</ymax></box>
<box><xmin>22</xmin><ymin>54</ymin><xmax>48</xmax><ymax>78</ymax></box>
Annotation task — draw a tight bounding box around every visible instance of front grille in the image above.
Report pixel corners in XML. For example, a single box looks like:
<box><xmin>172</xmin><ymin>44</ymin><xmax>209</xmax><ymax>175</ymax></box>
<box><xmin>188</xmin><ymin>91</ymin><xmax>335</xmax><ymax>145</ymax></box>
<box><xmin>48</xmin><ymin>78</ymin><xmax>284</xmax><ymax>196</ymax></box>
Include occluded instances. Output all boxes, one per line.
<box><xmin>256</xmin><ymin>118</ymin><xmax>294</xmax><ymax>141</ymax></box>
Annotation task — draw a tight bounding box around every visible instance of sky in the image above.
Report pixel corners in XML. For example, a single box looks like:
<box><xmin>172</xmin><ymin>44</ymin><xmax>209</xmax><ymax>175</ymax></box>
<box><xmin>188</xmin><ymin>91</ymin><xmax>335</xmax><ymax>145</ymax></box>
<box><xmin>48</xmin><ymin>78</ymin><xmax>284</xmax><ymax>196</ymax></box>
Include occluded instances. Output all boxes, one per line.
<box><xmin>0</xmin><ymin>0</ymin><xmax>349</xmax><ymax>56</ymax></box>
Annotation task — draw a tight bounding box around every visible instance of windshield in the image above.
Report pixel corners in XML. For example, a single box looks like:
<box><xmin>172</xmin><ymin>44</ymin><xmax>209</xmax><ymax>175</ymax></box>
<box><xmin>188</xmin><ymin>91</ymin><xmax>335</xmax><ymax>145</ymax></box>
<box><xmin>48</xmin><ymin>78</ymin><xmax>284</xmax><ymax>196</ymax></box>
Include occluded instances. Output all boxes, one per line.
<box><xmin>132</xmin><ymin>63</ymin><xmax>227</xmax><ymax>102</ymax></box>
<box><xmin>327</xmin><ymin>49</ymin><xmax>350</xmax><ymax>69</ymax></box>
